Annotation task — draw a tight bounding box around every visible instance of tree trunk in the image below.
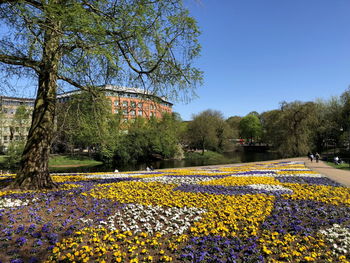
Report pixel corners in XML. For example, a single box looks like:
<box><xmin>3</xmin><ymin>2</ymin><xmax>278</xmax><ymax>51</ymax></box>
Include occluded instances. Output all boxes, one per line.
<box><xmin>10</xmin><ymin>17</ymin><xmax>61</xmax><ymax>190</ymax></box>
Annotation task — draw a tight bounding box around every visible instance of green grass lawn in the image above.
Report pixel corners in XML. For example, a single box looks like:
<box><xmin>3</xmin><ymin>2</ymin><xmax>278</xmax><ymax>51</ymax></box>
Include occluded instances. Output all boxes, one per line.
<box><xmin>49</xmin><ymin>155</ymin><xmax>103</xmax><ymax>167</ymax></box>
<box><xmin>0</xmin><ymin>154</ymin><xmax>102</xmax><ymax>167</ymax></box>
<box><xmin>0</xmin><ymin>155</ymin><xmax>8</xmax><ymax>165</ymax></box>
<box><xmin>0</xmin><ymin>154</ymin><xmax>103</xmax><ymax>173</ymax></box>
<box><xmin>326</xmin><ymin>161</ymin><xmax>350</xmax><ymax>170</ymax></box>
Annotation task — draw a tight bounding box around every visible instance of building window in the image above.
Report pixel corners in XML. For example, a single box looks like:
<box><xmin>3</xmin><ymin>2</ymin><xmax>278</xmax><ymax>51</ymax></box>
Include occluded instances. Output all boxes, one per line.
<box><xmin>151</xmin><ymin>112</ymin><xmax>155</xmax><ymax>117</ymax></box>
<box><xmin>114</xmin><ymin>108</ymin><xmax>119</xmax><ymax>114</ymax></box>
<box><xmin>130</xmin><ymin>110</ymin><xmax>136</xmax><ymax>116</ymax></box>
<box><xmin>114</xmin><ymin>100</ymin><xmax>119</xmax><ymax>106</ymax></box>
<box><xmin>123</xmin><ymin>109</ymin><xmax>128</xmax><ymax>116</ymax></box>
<box><xmin>130</xmin><ymin>101</ymin><xmax>136</xmax><ymax>108</ymax></box>
<box><xmin>138</xmin><ymin>102</ymin><xmax>143</xmax><ymax>109</ymax></box>
<box><xmin>138</xmin><ymin>110</ymin><xmax>143</xmax><ymax>116</ymax></box>
<box><xmin>123</xmin><ymin>101</ymin><xmax>128</xmax><ymax>107</ymax></box>
<box><xmin>150</xmin><ymin>104</ymin><xmax>154</xmax><ymax>110</ymax></box>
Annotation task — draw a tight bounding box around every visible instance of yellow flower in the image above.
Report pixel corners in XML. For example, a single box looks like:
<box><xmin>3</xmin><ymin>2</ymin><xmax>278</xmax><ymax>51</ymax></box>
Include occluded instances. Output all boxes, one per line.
<box><xmin>304</xmin><ymin>256</ymin><xmax>315</xmax><ymax>262</ymax></box>
<box><xmin>263</xmin><ymin>246</ymin><xmax>273</xmax><ymax>255</ymax></box>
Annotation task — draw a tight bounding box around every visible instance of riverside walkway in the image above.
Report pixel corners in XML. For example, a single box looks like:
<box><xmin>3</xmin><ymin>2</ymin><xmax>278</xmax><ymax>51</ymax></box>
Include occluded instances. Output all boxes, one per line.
<box><xmin>303</xmin><ymin>157</ymin><xmax>350</xmax><ymax>187</ymax></box>
<box><xmin>252</xmin><ymin>157</ymin><xmax>350</xmax><ymax>187</ymax></box>
<box><xmin>181</xmin><ymin>157</ymin><xmax>350</xmax><ymax>188</ymax></box>
<box><xmin>253</xmin><ymin>157</ymin><xmax>350</xmax><ymax>187</ymax></box>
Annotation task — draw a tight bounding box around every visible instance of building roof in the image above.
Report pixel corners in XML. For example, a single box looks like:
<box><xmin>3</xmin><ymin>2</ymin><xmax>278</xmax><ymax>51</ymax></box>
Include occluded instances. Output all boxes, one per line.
<box><xmin>57</xmin><ymin>85</ymin><xmax>173</xmax><ymax>105</ymax></box>
<box><xmin>0</xmin><ymin>96</ymin><xmax>35</xmax><ymax>102</ymax></box>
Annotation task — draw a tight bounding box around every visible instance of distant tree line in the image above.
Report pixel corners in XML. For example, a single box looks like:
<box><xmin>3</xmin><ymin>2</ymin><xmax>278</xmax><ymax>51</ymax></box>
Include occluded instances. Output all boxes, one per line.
<box><xmin>184</xmin><ymin>88</ymin><xmax>350</xmax><ymax>158</ymax></box>
<box><xmin>4</xmin><ymin>88</ymin><xmax>350</xmax><ymax>167</ymax></box>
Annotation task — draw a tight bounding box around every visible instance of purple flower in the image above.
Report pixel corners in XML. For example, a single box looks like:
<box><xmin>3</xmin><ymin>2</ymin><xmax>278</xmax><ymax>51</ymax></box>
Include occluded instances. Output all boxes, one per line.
<box><xmin>47</xmin><ymin>245</ymin><xmax>55</xmax><ymax>251</ymax></box>
<box><xmin>276</xmin><ymin>176</ymin><xmax>342</xmax><ymax>186</ymax></box>
<box><xmin>179</xmin><ymin>236</ymin><xmax>263</xmax><ymax>262</ymax></box>
<box><xmin>262</xmin><ymin>198</ymin><xmax>350</xmax><ymax>235</ymax></box>
<box><xmin>31</xmin><ymin>231</ymin><xmax>42</xmax><ymax>238</ymax></box>
<box><xmin>29</xmin><ymin>257</ymin><xmax>39</xmax><ymax>263</ymax></box>
<box><xmin>41</xmin><ymin>223</ymin><xmax>52</xmax><ymax>233</ymax></box>
<box><xmin>46</xmin><ymin>233</ymin><xmax>58</xmax><ymax>245</ymax></box>
<box><xmin>34</xmin><ymin>239</ymin><xmax>43</xmax><ymax>247</ymax></box>
<box><xmin>15</xmin><ymin>236</ymin><xmax>27</xmax><ymax>247</ymax></box>
<box><xmin>15</xmin><ymin>225</ymin><xmax>25</xmax><ymax>234</ymax></box>
<box><xmin>27</xmin><ymin>224</ymin><xmax>36</xmax><ymax>233</ymax></box>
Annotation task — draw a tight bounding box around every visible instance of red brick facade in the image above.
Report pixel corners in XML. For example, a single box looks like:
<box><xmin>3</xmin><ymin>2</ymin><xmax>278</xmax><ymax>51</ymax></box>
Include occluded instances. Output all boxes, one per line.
<box><xmin>58</xmin><ymin>86</ymin><xmax>173</xmax><ymax>121</ymax></box>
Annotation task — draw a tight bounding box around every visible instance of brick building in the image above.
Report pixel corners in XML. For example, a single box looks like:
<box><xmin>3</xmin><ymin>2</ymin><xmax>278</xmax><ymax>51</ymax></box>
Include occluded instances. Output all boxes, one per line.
<box><xmin>0</xmin><ymin>86</ymin><xmax>172</xmax><ymax>150</ymax></box>
<box><xmin>57</xmin><ymin>85</ymin><xmax>173</xmax><ymax>121</ymax></box>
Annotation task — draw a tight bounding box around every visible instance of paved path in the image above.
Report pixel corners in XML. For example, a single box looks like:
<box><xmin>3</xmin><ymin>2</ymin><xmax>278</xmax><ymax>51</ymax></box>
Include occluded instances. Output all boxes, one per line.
<box><xmin>237</xmin><ymin>157</ymin><xmax>350</xmax><ymax>187</ymax></box>
<box><xmin>301</xmin><ymin>157</ymin><xmax>350</xmax><ymax>187</ymax></box>
<box><xmin>240</xmin><ymin>157</ymin><xmax>350</xmax><ymax>187</ymax></box>
<box><xmin>159</xmin><ymin>156</ymin><xmax>350</xmax><ymax>188</ymax></box>
<box><xmin>192</xmin><ymin>157</ymin><xmax>350</xmax><ymax>188</ymax></box>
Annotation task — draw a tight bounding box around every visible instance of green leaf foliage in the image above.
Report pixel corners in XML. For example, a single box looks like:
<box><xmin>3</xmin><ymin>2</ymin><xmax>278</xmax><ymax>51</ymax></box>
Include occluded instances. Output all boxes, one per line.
<box><xmin>239</xmin><ymin>114</ymin><xmax>262</xmax><ymax>143</ymax></box>
<box><xmin>186</xmin><ymin>109</ymin><xmax>230</xmax><ymax>154</ymax></box>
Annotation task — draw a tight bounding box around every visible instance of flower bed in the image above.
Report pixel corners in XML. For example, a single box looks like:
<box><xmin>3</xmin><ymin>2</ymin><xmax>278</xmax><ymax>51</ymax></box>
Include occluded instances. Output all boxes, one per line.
<box><xmin>0</xmin><ymin>161</ymin><xmax>349</xmax><ymax>262</ymax></box>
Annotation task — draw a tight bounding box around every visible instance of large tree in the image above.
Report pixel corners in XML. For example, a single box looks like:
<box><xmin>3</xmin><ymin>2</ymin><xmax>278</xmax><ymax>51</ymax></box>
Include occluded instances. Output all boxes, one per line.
<box><xmin>186</xmin><ymin>109</ymin><xmax>228</xmax><ymax>154</ymax></box>
<box><xmin>0</xmin><ymin>0</ymin><xmax>202</xmax><ymax>189</ymax></box>
<box><xmin>226</xmin><ymin>115</ymin><xmax>242</xmax><ymax>140</ymax></box>
<box><xmin>261</xmin><ymin>101</ymin><xmax>318</xmax><ymax>157</ymax></box>
<box><xmin>54</xmin><ymin>91</ymin><xmax>121</xmax><ymax>160</ymax></box>
<box><xmin>239</xmin><ymin>114</ymin><xmax>262</xmax><ymax>144</ymax></box>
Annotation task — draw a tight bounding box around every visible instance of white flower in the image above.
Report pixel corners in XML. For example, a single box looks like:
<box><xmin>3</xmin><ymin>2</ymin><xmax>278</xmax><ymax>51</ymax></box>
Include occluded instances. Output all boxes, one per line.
<box><xmin>319</xmin><ymin>224</ymin><xmax>350</xmax><ymax>256</ymax></box>
<box><xmin>137</xmin><ymin>176</ymin><xmax>214</xmax><ymax>185</ymax></box>
<box><xmin>98</xmin><ymin>204</ymin><xmax>206</xmax><ymax>235</ymax></box>
<box><xmin>247</xmin><ymin>184</ymin><xmax>293</xmax><ymax>193</ymax></box>
<box><xmin>84</xmin><ymin>173</ymin><xmax>144</xmax><ymax>179</ymax></box>
<box><xmin>0</xmin><ymin>198</ymin><xmax>29</xmax><ymax>208</ymax></box>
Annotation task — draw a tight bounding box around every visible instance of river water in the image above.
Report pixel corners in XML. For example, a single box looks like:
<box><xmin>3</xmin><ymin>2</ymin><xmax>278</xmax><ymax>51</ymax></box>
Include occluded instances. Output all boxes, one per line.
<box><xmin>47</xmin><ymin>151</ymin><xmax>281</xmax><ymax>173</ymax></box>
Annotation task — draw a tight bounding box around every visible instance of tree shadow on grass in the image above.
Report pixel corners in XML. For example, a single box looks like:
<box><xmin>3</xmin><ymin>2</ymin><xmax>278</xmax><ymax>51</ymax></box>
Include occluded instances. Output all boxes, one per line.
<box><xmin>0</xmin><ymin>178</ymin><xmax>12</xmax><ymax>189</ymax></box>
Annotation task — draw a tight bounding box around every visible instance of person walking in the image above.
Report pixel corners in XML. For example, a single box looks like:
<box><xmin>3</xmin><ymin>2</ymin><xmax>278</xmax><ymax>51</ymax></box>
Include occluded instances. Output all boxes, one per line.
<box><xmin>310</xmin><ymin>153</ymin><xmax>314</xmax><ymax>162</ymax></box>
<box><xmin>307</xmin><ymin>152</ymin><xmax>312</xmax><ymax>161</ymax></box>
<box><xmin>334</xmin><ymin>156</ymin><xmax>340</xmax><ymax>165</ymax></box>
<box><xmin>315</xmin><ymin>152</ymin><xmax>320</xmax><ymax>163</ymax></box>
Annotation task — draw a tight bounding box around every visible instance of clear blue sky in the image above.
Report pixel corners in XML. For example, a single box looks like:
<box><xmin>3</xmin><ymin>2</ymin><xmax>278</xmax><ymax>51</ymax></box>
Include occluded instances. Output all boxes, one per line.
<box><xmin>174</xmin><ymin>0</ymin><xmax>350</xmax><ymax>120</ymax></box>
<box><xmin>2</xmin><ymin>1</ymin><xmax>350</xmax><ymax>121</ymax></box>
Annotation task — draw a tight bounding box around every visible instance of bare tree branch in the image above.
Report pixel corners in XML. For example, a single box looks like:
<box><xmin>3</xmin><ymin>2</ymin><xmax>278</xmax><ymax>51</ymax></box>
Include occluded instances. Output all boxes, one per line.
<box><xmin>57</xmin><ymin>74</ymin><xmax>87</xmax><ymax>91</ymax></box>
<box><xmin>0</xmin><ymin>0</ymin><xmax>43</xmax><ymax>9</ymax></box>
<box><xmin>0</xmin><ymin>53</ymin><xmax>40</xmax><ymax>72</ymax></box>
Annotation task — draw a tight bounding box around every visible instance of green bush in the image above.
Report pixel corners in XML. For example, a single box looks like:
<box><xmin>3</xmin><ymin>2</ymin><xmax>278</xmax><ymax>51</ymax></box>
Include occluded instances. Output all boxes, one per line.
<box><xmin>5</xmin><ymin>141</ymin><xmax>25</xmax><ymax>167</ymax></box>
